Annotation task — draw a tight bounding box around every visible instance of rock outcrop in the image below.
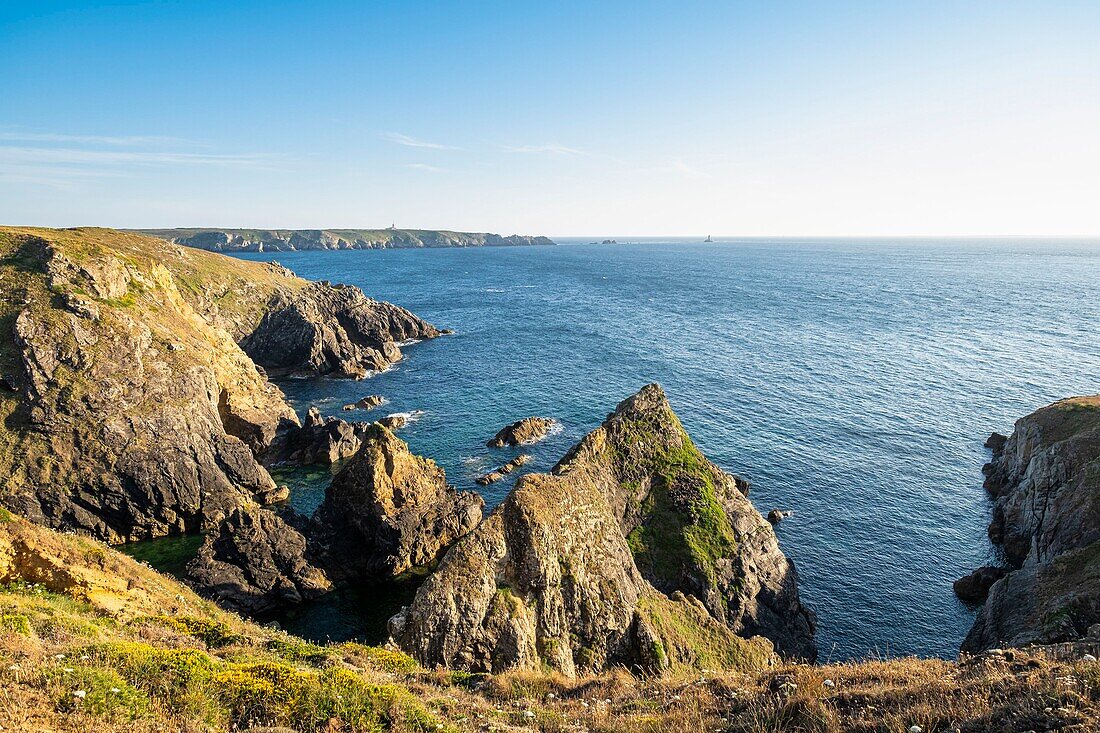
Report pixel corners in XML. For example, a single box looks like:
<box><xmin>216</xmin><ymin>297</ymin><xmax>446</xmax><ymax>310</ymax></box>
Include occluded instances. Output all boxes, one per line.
<box><xmin>390</xmin><ymin>385</ymin><xmax>813</xmax><ymax>676</ymax></box>
<box><xmin>266</xmin><ymin>407</ymin><xmax>372</xmax><ymax>465</ymax></box>
<box><xmin>962</xmin><ymin>396</ymin><xmax>1100</xmax><ymax>652</ymax></box>
<box><xmin>186</xmin><ymin>507</ymin><xmax>332</xmax><ymax>615</ymax></box>
<box><xmin>475</xmin><ymin>454</ymin><xmax>531</xmax><ymax>485</ymax></box>
<box><xmin>0</xmin><ymin>227</ymin><xmax>439</xmax><ymax>542</ymax></box>
<box><xmin>310</xmin><ymin>424</ymin><xmax>483</xmax><ymax>581</ymax></box>
<box><xmin>240</xmin><ymin>282</ymin><xmax>439</xmax><ymax>378</ymax></box>
<box><xmin>953</xmin><ymin>566</ymin><xmax>1009</xmax><ymax>604</ymax></box>
<box><xmin>486</xmin><ymin>417</ymin><xmax>555</xmax><ymax>447</ymax></box>
<box><xmin>138</xmin><ymin>228</ymin><xmax>556</xmax><ymax>252</ymax></box>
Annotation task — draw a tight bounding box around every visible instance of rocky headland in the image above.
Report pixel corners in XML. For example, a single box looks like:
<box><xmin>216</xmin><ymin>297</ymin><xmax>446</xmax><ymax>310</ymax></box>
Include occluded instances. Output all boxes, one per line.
<box><xmin>960</xmin><ymin>395</ymin><xmax>1100</xmax><ymax>652</ymax></box>
<box><xmin>390</xmin><ymin>385</ymin><xmax>816</xmax><ymax>676</ymax></box>
<box><xmin>137</xmin><ymin>228</ymin><xmax>556</xmax><ymax>252</ymax></box>
<box><xmin>0</xmin><ymin>227</ymin><xmax>439</xmax><ymax>543</ymax></box>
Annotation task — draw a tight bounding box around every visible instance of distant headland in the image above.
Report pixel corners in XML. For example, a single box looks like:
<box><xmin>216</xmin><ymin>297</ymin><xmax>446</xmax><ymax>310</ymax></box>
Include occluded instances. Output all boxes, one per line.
<box><xmin>134</xmin><ymin>228</ymin><xmax>556</xmax><ymax>252</ymax></box>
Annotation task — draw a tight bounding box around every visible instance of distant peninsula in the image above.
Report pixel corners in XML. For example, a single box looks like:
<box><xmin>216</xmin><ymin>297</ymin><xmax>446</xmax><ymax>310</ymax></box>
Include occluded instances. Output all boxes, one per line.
<box><xmin>135</xmin><ymin>227</ymin><xmax>556</xmax><ymax>252</ymax></box>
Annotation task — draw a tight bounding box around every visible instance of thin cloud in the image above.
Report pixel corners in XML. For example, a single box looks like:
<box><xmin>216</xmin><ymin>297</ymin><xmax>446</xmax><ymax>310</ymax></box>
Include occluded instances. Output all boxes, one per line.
<box><xmin>671</xmin><ymin>156</ymin><xmax>708</xmax><ymax>179</ymax></box>
<box><xmin>0</xmin><ymin>146</ymin><xmax>281</xmax><ymax>168</ymax></box>
<box><xmin>0</xmin><ymin>131</ymin><xmax>194</xmax><ymax>146</ymax></box>
<box><xmin>501</xmin><ymin>143</ymin><xmax>591</xmax><ymax>157</ymax></box>
<box><xmin>405</xmin><ymin>163</ymin><xmax>447</xmax><ymax>172</ymax></box>
<box><xmin>382</xmin><ymin>132</ymin><xmax>459</xmax><ymax>150</ymax></box>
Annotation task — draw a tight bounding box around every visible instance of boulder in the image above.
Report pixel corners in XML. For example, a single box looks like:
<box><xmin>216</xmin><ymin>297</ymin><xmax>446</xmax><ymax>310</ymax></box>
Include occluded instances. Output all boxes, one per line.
<box><xmin>186</xmin><ymin>507</ymin><xmax>332</xmax><ymax>615</ymax></box>
<box><xmin>953</xmin><ymin>566</ymin><xmax>1009</xmax><ymax>604</ymax></box>
<box><xmin>377</xmin><ymin>414</ymin><xmax>408</xmax><ymax>430</ymax></box>
<box><xmin>357</xmin><ymin>395</ymin><xmax>386</xmax><ymax>410</ymax></box>
<box><xmin>487</xmin><ymin>417</ymin><xmax>555</xmax><ymax>447</ymax></box>
<box><xmin>310</xmin><ymin>424</ymin><xmax>483</xmax><ymax>581</ymax></box>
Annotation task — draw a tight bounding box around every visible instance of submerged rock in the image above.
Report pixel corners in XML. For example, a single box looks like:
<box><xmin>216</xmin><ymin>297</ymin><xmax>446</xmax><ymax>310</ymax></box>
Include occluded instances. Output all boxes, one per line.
<box><xmin>475</xmin><ymin>454</ymin><xmax>531</xmax><ymax>485</ymax></box>
<box><xmin>391</xmin><ymin>384</ymin><xmax>813</xmax><ymax>676</ymax></box>
<box><xmin>487</xmin><ymin>417</ymin><xmax>555</xmax><ymax>447</ymax></box>
<box><xmin>186</xmin><ymin>507</ymin><xmax>332</xmax><ymax>615</ymax></box>
<box><xmin>311</xmin><ymin>424</ymin><xmax>483</xmax><ymax>581</ymax></box>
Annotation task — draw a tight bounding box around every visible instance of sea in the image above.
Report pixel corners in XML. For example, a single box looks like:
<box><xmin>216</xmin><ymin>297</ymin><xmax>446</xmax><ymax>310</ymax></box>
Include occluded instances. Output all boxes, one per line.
<box><xmin>123</xmin><ymin>236</ymin><xmax>1100</xmax><ymax>662</ymax></box>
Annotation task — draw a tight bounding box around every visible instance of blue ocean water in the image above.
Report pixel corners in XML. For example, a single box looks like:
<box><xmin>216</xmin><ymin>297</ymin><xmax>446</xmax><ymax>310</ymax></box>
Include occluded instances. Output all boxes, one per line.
<box><xmin>232</xmin><ymin>237</ymin><xmax>1100</xmax><ymax>661</ymax></box>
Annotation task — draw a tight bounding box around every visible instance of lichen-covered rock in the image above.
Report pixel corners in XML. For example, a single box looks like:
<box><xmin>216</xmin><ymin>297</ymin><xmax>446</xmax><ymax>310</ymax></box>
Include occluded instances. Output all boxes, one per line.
<box><xmin>310</xmin><ymin>424</ymin><xmax>483</xmax><ymax>581</ymax></box>
<box><xmin>391</xmin><ymin>385</ymin><xmax>810</xmax><ymax>676</ymax></box>
<box><xmin>963</xmin><ymin>396</ymin><xmax>1100</xmax><ymax>651</ymax></box>
<box><xmin>377</xmin><ymin>414</ymin><xmax>408</xmax><ymax>430</ymax></box>
<box><xmin>186</xmin><ymin>507</ymin><xmax>332</xmax><ymax>615</ymax></box>
<box><xmin>486</xmin><ymin>417</ymin><xmax>555</xmax><ymax>447</ymax></box>
<box><xmin>553</xmin><ymin>384</ymin><xmax>816</xmax><ymax>661</ymax></box>
<box><xmin>240</xmin><ymin>283</ymin><xmax>439</xmax><ymax>379</ymax></box>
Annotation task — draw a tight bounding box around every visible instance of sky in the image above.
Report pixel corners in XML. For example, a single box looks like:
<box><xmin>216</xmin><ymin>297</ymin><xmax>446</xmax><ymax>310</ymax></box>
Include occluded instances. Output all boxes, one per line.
<box><xmin>1</xmin><ymin>0</ymin><xmax>1099</xmax><ymax>236</ymax></box>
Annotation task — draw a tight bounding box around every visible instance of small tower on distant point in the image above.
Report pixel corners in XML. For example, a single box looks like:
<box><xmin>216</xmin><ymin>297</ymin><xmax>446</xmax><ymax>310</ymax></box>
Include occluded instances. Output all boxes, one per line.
<box><xmin>388</xmin><ymin>222</ymin><xmax>395</xmax><ymax>230</ymax></box>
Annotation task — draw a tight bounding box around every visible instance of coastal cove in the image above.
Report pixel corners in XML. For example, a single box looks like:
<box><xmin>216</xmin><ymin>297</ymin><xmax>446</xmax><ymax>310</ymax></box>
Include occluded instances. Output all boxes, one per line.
<box><xmin>127</xmin><ymin>237</ymin><xmax>1100</xmax><ymax>661</ymax></box>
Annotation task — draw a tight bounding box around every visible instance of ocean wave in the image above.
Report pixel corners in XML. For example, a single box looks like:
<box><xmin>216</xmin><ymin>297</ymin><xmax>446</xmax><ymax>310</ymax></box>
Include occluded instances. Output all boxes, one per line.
<box><xmin>385</xmin><ymin>409</ymin><xmax>426</xmax><ymax>423</ymax></box>
<box><xmin>395</xmin><ymin>338</ymin><xmax>422</xmax><ymax>347</ymax></box>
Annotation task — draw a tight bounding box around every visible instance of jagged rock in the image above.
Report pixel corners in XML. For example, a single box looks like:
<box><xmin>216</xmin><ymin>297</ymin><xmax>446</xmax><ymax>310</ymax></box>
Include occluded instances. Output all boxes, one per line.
<box><xmin>487</xmin><ymin>417</ymin><xmax>555</xmax><ymax>447</ymax></box>
<box><xmin>377</xmin><ymin>414</ymin><xmax>408</xmax><ymax>430</ymax></box>
<box><xmin>553</xmin><ymin>385</ymin><xmax>816</xmax><ymax>661</ymax></box>
<box><xmin>310</xmin><ymin>424</ymin><xmax>483</xmax><ymax>581</ymax></box>
<box><xmin>985</xmin><ymin>432</ymin><xmax>1008</xmax><ymax>452</ymax></box>
<box><xmin>186</xmin><ymin>507</ymin><xmax>331</xmax><ymax>615</ymax></box>
<box><xmin>962</xmin><ymin>396</ymin><xmax>1100</xmax><ymax>652</ymax></box>
<box><xmin>240</xmin><ymin>282</ymin><xmax>439</xmax><ymax>378</ymax></box>
<box><xmin>390</xmin><ymin>385</ymin><xmax>810</xmax><ymax>676</ymax></box>
<box><xmin>981</xmin><ymin>397</ymin><xmax>1100</xmax><ymax>565</ymax></box>
<box><xmin>266</xmin><ymin>407</ymin><xmax>372</xmax><ymax>465</ymax></box>
<box><xmin>475</xmin><ymin>454</ymin><xmax>531</xmax><ymax>486</ymax></box>
<box><xmin>358</xmin><ymin>395</ymin><xmax>385</xmax><ymax>410</ymax></box>
<box><xmin>0</xmin><ymin>228</ymin><xmax>439</xmax><ymax>543</ymax></box>
<box><xmin>953</xmin><ymin>566</ymin><xmax>1009</xmax><ymax>604</ymax></box>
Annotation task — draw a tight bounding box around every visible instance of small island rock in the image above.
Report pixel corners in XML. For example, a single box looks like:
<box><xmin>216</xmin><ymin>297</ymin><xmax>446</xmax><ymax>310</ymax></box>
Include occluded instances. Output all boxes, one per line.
<box><xmin>487</xmin><ymin>417</ymin><xmax>555</xmax><ymax>447</ymax></box>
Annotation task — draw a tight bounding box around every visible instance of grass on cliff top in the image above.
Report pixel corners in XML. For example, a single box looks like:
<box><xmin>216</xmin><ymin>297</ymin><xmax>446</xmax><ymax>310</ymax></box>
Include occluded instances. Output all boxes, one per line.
<box><xmin>4</xmin><ymin>566</ymin><xmax>1100</xmax><ymax>732</ymax></box>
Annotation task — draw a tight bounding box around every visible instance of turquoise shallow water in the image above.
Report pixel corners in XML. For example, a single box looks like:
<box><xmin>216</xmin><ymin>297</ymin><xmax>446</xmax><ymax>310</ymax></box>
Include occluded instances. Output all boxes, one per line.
<box><xmin>154</xmin><ymin>238</ymin><xmax>1100</xmax><ymax>661</ymax></box>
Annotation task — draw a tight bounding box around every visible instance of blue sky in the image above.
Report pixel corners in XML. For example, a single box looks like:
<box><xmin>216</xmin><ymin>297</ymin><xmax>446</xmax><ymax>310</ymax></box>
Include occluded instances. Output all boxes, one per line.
<box><xmin>2</xmin><ymin>1</ymin><xmax>1098</xmax><ymax>235</ymax></box>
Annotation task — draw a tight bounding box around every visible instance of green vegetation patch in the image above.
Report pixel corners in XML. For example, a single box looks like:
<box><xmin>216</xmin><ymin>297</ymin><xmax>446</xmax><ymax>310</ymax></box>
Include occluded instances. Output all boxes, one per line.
<box><xmin>636</xmin><ymin>594</ymin><xmax>771</xmax><ymax>674</ymax></box>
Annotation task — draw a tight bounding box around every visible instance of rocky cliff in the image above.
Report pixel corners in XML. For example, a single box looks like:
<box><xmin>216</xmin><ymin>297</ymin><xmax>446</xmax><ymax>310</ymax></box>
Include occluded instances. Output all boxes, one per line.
<box><xmin>962</xmin><ymin>396</ymin><xmax>1100</xmax><ymax>651</ymax></box>
<box><xmin>0</xmin><ymin>227</ymin><xmax>439</xmax><ymax>542</ymax></box>
<box><xmin>137</xmin><ymin>228</ymin><xmax>556</xmax><ymax>252</ymax></box>
<box><xmin>390</xmin><ymin>384</ymin><xmax>814</xmax><ymax>676</ymax></box>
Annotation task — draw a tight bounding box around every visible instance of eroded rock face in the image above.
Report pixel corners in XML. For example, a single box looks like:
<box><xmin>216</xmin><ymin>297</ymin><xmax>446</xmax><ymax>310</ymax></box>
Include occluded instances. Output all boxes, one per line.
<box><xmin>186</xmin><ymin>507</ymin><xmax>332</xmax><ymax>615</ymax></box>
<box><xmin>953</xmin><ymin>566</ymin><xmax>1009</xmax><ymax>604</ymax></box>
<box><xmin>962</xmin><ymin>396</ymin><xmax>1100</xmax><ymax>652</ymax></box>
<box><xmin>0</xmin><ymin>227</ymin><xmax>441</xmax><ymax>543</ymax></box>
<box><xmin>241</xmin><ymin>283</ymin><xmax>439</xmax><ymax>379</ymax></box>
<box><xmin>391</xmin><ymin>385</ymin><xmax>811</xmax><ymax>676</ymax></box>
<box><xmin>310</xmin><ymin>424</ymin><xmax>484</xmax><ymax>581</ymax></box>
<box><xmin>486</xmin><ymin>417</ymin><xmax>555</xmax><ymax>447</ymax></box>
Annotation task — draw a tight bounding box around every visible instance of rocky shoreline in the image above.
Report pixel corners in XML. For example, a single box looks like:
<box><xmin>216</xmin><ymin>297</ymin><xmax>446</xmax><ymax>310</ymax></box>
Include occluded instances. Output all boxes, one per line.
<box><xmin>137</xmin><ymin>228</ymin><xmax>556</xmax><ymax>252</ymax></box>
